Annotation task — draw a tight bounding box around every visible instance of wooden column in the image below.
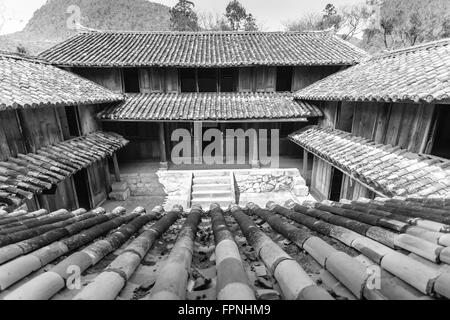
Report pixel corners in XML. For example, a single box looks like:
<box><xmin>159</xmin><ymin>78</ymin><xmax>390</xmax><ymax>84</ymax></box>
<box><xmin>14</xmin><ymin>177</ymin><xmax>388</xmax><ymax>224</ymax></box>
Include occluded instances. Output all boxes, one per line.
<box><xmin>112</xmin><ymin>153</ymin><xmax>121</xmax><ymax>182</ymax></box>
<box><xmin>159</xmin><ymin>122</ymin><xmax>168</xmax><ymax>170</ymax></box>
<box><xmin>303</xmin><ymin>149</ymin><xmax>308</xmax><ymax>177</ymax></box>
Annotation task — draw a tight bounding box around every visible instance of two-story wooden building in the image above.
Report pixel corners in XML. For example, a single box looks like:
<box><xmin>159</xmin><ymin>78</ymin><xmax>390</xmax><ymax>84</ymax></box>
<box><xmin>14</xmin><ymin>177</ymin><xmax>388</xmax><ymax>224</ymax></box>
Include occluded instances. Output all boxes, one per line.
<box><xmin>0</xmin><ymin>51</ymin><xmax>127</xmax><ymax>213</ymax></box>
<box><xmin>40</xmin><ymin>31</ymin><xmax>368</xmax><ymax>169</ymax></box>
<box><xmin>290</xmin><ymin>39</ymin><xmax>450</xmax><ymax>201</ymax></box>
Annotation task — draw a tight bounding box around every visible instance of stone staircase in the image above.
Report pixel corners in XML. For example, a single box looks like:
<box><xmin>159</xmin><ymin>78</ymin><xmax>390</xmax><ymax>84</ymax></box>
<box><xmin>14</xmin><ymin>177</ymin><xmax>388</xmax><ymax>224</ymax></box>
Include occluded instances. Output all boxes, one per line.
<box><xmin>190</xmin><ymin>171</ymin><xmax>236</xmax><ymax>209</ymax></box>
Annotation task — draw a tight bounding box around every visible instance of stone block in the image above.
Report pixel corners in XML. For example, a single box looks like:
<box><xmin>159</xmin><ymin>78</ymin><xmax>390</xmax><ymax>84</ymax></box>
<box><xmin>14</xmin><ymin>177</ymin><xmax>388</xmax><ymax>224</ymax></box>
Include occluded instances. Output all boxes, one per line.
<box><xmin>111</xmin><ymin>181</ymin><xmax>129</xmax><ymax>192</ymax></box>
<box><xmin>293</xmin><ymin>185</ymin><xmax>309</xmax><ymax>197</ymax></box>
<box><xmin>109</xmin><ymin>189</ymin><xmax>130</xmax><ymax>201</ymax></box>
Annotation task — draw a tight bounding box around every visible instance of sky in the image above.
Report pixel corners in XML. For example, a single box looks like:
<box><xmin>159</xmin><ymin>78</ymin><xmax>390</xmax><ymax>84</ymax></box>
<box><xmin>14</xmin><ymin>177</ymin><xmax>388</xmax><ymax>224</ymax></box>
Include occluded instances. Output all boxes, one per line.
<box><xmin>0</xmin><ymin>0</ymin><xmax>365</xmax><ymax>35</ymax></box>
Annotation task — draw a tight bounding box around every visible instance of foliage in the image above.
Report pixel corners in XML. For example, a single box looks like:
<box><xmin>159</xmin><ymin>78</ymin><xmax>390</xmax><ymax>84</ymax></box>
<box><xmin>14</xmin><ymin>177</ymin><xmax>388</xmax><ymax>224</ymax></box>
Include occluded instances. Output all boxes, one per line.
<box><xmin>224</xmin><ymin>0</ymin><xmax>259</xmax><ymax>31</ymax></box>
<box><xmin>285</xmin><ymin>2</ymin><xmax>369</xmax><ymax>38</ymax></box>
<box><xmin>169</xmin><ymin>0</ymin><xmax>199</xmax><ymax>31</ymax></box>
<box><xmin>16</xmin><ymin>44</ymin><xmax>27</xmax><ymax>55</ymax></box>
<box><xmin>362</xmin><ymin>0</ymin><xmax>450</xmax><ymax>52</ymax></box>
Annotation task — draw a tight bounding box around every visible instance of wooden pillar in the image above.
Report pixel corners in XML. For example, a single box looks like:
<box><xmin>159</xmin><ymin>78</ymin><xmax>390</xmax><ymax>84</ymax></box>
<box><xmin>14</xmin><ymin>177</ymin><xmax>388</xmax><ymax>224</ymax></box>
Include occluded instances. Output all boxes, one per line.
<box><xmin>159</xmin><ymin>122</ymin><xmax>168</xmax><ymax>170</ymax></box>
<box><xmin>112</xmin><ymin>153</ymin><xmax>121</xmax><ymax>182</ymax></box>
<box><xmin>303</xmin><ymin>149</ymin><xmax>308</xmax><ymax>177</ymax></box>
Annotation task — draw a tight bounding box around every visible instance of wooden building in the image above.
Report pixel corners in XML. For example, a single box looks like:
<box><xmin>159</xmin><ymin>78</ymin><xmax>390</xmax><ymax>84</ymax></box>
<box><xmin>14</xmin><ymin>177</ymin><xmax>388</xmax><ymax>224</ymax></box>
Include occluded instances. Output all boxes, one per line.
<box><xmin>0</xmin><ymin>52</ymin><xmax>127</xmax><ymax>212</ymax></box>
<box><xmin>40</xmin><ymin>31</ymin><xmax>368</xmax><ymax>168</ymax></box>
<box><xmin>290</xmin><ymin>39</ymin><xmax>450</xmax><ymax>201</ymax></box>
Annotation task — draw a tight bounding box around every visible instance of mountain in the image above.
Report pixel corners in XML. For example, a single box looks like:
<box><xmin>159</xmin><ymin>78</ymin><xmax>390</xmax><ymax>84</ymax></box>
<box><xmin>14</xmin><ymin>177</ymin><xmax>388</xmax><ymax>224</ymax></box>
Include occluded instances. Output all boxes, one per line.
<box><xmin>0</xmin><ymin>0</ymin><xmax>171</xmax><ymax>55</ymax></box>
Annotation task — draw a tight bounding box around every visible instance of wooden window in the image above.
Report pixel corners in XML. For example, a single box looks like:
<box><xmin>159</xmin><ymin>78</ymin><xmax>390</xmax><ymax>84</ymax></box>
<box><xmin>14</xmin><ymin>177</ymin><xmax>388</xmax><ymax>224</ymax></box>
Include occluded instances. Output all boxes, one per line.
<box><xmin>255</xmin><ymin>67</ymin><xmax>276</xmax><ymax>92</ymax></box>
<box><xmin>198</xmin><ymin>69</ymin><xmax>218</xmax><ymax>92</ymax></box>
<box><xmin>329</xmin><ymin>168</ymin><xmax>344</xmax><ymax>201</ymax></box>
<box><xmin>335</xmin><ymin>102</ymin><xmax>354</xmax><ymax>133</ymax></box>
<box><xmin>276</xmin><ymin>67</ymin><xmax>293</xmax><ymax>92</ymax></box>
<box><xmin>180</xmin><ymin>68</ymin><xmax>197</xmax><ymax>92</ymax></box>
<box><xmin>64</xmin><ymin>106</ymin><xmax>81</xmax><ymax>137</ymax></box>
<box><xmin>165</xmin><ymin>68</ymin><xmax>179</xmax><ymax>93</ymax></box>
<box><xmin>239</xmin><ymin>68</ymin><xmax>253</xmax><ymax>92</ymax></box>
<box><xmin>430</xmin><ymin>105</ymin><xmax>450</xmax><ymax>159</ymax></box>
<box><xmin>139</xmin><ymin>68</ymin><xmax>163</xmax><ymax>93</ymax></box>
<box><xmin>123</xmin><ymin>68</ymin><xmax>140</xmax><ymax>93</ymax></box>
<box><xmin>219</xmin><ymin>68</ymin><xmax>238</xmax><ymax>92</ymax></box>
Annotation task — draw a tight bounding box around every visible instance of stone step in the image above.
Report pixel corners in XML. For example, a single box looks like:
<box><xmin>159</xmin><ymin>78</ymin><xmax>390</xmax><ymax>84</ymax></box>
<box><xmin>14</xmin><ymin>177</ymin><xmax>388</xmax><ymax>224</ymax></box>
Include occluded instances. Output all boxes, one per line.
<box><xmin>192</xmin><ymin>190</ymin><xmax>233</xmax><ymax>199</ymax></box>
<box><xmin>193</xmin><ymin>176</ymin><xmax>230</xmax><ymax>185</ymax></box>
<box><xmin>191</xmin><ymin>197</ymin><xmax>235</xmax><ymax>210</ymax></box>
<box><xmin>192</xmin><ymin>184</ymin><xmax>232</xmax><ymax>192</ymax></box>
<box><xmin>193</xmin><ymin>171</ymin><xmax>230</xmax><ymax>178</ymax></box>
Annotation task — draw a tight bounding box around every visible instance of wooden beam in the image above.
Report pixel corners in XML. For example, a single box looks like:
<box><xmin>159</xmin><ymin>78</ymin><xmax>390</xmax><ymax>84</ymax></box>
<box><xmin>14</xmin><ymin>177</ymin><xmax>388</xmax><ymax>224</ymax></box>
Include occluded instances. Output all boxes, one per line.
<box><xmin>112</xmin><ymin>153</ymin><xmax>121</xmax><ymax>182</ymax></box>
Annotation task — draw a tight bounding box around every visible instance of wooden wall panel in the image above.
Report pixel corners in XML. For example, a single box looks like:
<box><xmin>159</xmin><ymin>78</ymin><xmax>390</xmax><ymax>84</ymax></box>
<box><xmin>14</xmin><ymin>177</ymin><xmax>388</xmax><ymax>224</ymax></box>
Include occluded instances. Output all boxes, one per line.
<box><xmin>318</xmin><ymin>101</ymin><xmax>338</xmax><ymax>128</ymax></box>
<box><xmin>87</xmin><ymin>160</ymin><xmax>108</xmax><ymax>208</ymax></box>
<box><xmin>292</xmin><ymin>66</ymin><xmax>341</xmax><ymax>91</ymax></box>
<box><xmin>0</xmin><ymin>110</ymin><xmax>26</xmax><ymax>160</ymax></box>
<box><xmin>37</xmin><ymin>178</ymin><xmax>78</xmax><ymax>212</ymax></box>
<box><xmin>340</xmin><ymin>175</ymin><xmax>372</xmax><ymax>200</ymax></box>
<box><xmin>351</xmin><ymin>102</ymin><xmax>434</xmax><ymax>153</ymax></box>
<box><xmin>78</xmin><ymin>104</ymin><xmax>101</xmax><ymax>135</ymax></box>
<box><xmin>310</xmin><ymin>157</ymin><xmax>332</xmax><ymax>200</ymax></box>
<box><xmin>73</xmin><ymin>68</ymin><xmax>124</xmax><ymax>92</ymax></box>
<box><xmin>18</xmin><ymin>107</ymin><xmax>62</xmax><ymax>152</ymax></box>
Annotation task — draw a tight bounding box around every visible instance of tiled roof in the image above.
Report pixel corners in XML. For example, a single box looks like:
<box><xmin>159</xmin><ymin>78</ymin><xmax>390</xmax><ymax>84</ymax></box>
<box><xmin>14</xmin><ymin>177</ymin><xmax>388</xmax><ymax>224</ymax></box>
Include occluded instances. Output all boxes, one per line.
<box><xmin>289</xmin><ymin>126</ymin><xmax>450</xmax><ymax>198</ymax></box>
<box><xmin>294</xmin><ymin>38</ymin><xmax>450</xmax><ymax>103</ymax></box>
<box><xmin>0</xmin><ymin>199</ymin><xmax>449</xmax><ymax>300</ymax></box>
<box><xmin>0</xmin><ymin>132</ymin><xmax>128</xmax><ymax>209</ymax></box>
<box><xmin>0</xmin><ymin>52</ymin><xmax>124</xmax><ymax>111</ymax></box>
<box><xmin>97</xmin><ymin>92</ymin><xmax>322</xmax><ymax>121</ymax></box>
<box><xmin>39</xmin><ymin>31</ymin><xmax>369</xmax><ymax>67</ymax></box>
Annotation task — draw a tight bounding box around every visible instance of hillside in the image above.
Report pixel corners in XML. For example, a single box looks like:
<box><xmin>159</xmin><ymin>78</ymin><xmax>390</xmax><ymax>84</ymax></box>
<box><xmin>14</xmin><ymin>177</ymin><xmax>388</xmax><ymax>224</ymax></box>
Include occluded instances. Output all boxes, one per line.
<box><xmin>0</xmin><ymin>0</ymin><xmax>171</xmax><ymax>55</ymax></box>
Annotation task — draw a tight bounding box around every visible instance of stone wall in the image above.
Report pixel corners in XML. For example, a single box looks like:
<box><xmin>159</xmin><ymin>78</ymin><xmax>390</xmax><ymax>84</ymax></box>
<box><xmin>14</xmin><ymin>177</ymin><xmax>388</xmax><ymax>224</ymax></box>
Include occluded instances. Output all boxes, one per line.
<box><xmin>234</xmin><ymin>169</ymin><xmax>309</xmax><ymax>197</ymax></box>
<box><xmin>118</xmin><ymin>168</ymin><xmax>309</xmax><ymax>204</ymax></box>
<box><xmin>120</xmin><ymin>172</ymin><xmax>167</xmax><ymax>197</ymax></box>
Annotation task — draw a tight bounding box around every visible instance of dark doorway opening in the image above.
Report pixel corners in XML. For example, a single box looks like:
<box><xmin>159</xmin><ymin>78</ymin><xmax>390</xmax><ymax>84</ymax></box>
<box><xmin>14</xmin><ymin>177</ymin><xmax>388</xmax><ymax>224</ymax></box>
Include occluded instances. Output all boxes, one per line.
<box><xmin>430</xmin><ymin>105</ymin><xmax>450</xmax><ymax>159</ymax></box>
<box><xmin>73</xmin><ymin>169</ymin><xmax>91</xmax><ymax>210</ymax></box>
<box><xmin>65</xmin><ymin>106</ymin><xmax>81</xmax><ymax>137</ymax></box>
<box><xmin>198</xmin><ymin>69</ymin><xmax>217</xmax><ymax>92</ymax></box>
<box><xmin>329</xmin><ymin>168</ymin><xmax>343</xmax><ymax>201</ymax></box>
<box><xmin>276</xmin><ymin>67</ymin><xmax>293</xmax><ymax>92</ymax></box>
<box><xmin>123</xmin><ymin>68</ymin><xmax>140</xmax><ymax>93</ymax></box>
<box><xmin>180</xmin><ymin>68</ymin><xmax>197</xmax><ymax>92</ymax></box>
<box><xmin>220</xmin><ymin>68</ymin><xmax>238</xmax><ymax>92</ymax></box>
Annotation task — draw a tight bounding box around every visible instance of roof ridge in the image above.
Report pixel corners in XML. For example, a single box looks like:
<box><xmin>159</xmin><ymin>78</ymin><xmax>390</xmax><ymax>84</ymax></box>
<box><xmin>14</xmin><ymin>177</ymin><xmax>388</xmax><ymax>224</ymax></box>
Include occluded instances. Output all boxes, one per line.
<box><xmin>371</xmin><ymin>37</ymin><xmax>450</xmax><ymax>60</ymax></box>
<box><xmin>74</xmin><ymin>29</ymin><xmax>334</xmax><ymax>36</ymax></box>
<box><xmin>0</xmin><ymin>50</ymin><xmax>48</xmax><ymax>64</ymax></box>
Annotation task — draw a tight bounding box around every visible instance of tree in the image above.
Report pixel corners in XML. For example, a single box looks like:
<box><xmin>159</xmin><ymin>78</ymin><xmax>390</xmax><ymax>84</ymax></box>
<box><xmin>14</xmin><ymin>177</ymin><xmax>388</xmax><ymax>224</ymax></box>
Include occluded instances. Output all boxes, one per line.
<box><xmin>225</xmin><ymin>0</ymin><xmax>248</xmax><ymax>30</ymax></box>
<box><xmin>362</xmin><ymin>0</ymin><xmax>450</xmax><ymax>51</ymax></box>
<box><xmin>224</xmin><ymin>0</ymin><xmax>259</xmax><ymax>31</ymax></box>
<box><xmin>338</xmin><ymin>4</ymin><xmax>371</xmax><ymax>40</ymax></box>
<box><xmin>16</xmin><ymin>45</ymin><xmax>28</xmax><ymax>55</ymax></box>
<box><xmin>319</xmin><ymin>3</ymin><xmax>343</xmax><ymax>31</ymax></box>
<box><xmin>198</xmin><ymin>12</ymin><xmax>232</xmax><ymax>31</ymax></box>
<box><xmin>244</xmin><ymin>14</ymin><xmax>258</xmax><ymax>31</ymax></box>
<box><xmin>285</xmin><ymin>13</ymin><xmax>323</xmax><ymax>32</ymax></box>
<box><xmin>169</xmin><ymin>0</ymin><xmax>199</xmax><ymax>31</ymax></box>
